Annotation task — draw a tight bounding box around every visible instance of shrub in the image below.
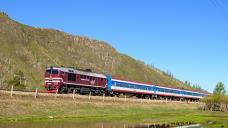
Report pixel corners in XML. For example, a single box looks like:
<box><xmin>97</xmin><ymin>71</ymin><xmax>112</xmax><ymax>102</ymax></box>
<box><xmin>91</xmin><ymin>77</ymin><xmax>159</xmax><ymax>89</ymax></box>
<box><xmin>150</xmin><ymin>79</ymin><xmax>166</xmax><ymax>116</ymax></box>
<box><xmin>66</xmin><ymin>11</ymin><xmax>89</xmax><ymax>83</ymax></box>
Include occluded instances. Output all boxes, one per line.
<box><xmin>7</xmin><ymin>70</ymin><xmax>26</xmax><ymax>90</ymax></box>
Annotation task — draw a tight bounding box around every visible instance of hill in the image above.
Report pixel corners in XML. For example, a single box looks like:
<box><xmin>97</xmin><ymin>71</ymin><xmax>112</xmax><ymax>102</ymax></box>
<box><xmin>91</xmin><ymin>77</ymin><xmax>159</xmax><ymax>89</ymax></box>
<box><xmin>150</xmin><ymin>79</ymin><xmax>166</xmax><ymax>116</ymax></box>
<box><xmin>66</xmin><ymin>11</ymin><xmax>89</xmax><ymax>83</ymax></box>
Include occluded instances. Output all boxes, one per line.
<box><xmin>0</xmin><ymin>12</ymin><xmax>204</xmax><ymax>91</ymax></box>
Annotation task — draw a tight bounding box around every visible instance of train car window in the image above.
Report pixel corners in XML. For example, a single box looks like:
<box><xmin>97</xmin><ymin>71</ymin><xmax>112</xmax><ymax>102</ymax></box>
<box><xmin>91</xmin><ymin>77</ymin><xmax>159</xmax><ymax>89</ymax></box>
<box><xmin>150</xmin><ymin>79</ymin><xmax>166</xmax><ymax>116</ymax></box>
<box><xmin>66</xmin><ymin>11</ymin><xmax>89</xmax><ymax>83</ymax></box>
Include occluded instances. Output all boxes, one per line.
<box><xmin>116</xmin><ymin>82</ymin><xmax>120</xmax><ymax>87</ymax></box>
<box><xmin>174</xmin><ymin>90</ymin><xmax>178</xmax><ymax>94</ymax></box>
<box><xmin>118</xmin><ymin>82</ymin><xmax>122</xmax><ymax>87</ymax></box>
<box><xmin>150</xmin><ymin>87</ymin><xmax>154</xmax><ymax>91</ymax></box>
<box><xmin>135</xmin><ymin>85</ymin><xmax>140</xmax><ymax>89</ymax></box>
<box><xmin>136</xmin><ymin>85</ymin><xmax>139</xmax><ymax>89</ymax></box>
<box><xmin>139</xmin><ymin>85</ymin><xmax>142</xmax><ymax>89</ymax></box>
<box><xmin>171</xmin><ymin>90</ymin><xmax>175</xmax><ymax>93</ymax></box>
<box><xmin>130</xmin><ymin>84</ymin><xmax>134</xmax><ymax>89</ymax></box>
<box><xmin>122</xmin><ymin>83</ymin><xmax>126</xmax><ymax>88</ymax></box>
<box><xmin>121</xmin><ymin>83</ymin><xmax>124</xmax><ymax>87</ymax></box>
<box><xmin>123</xmin><ymin>83</ymin><xmax>126</xmax><ymax>88</ymax></box>
<box><xmin>121</xmin><ymin>83</ymin><xmax>124</xmax><ymax>88</ymax></box>
<box><xmin>129</xmin><ymin>84</ymin><xmax>132</xmax><ymax>88</ymax></box>
<box><xmin>119</xmin><ymin>82</ymin><xmax>122</xmax><ymax>87</ymax></box>
<box><xmin>163</xmin><ymin>89</ymin><xmax>167</xmax><ymax>92</ymax></box>
<box><xmin>68</xmin><ymin>73</ymin><xmax>76</xmax><ymax>81</ymax></box>
<box><xmin>112</xmin><ymin>81</ymin><xmax>116</xmax><ymax>86</ymax></box>
<box><xmin>158</xmin><ymin>88</ymin><xmax>164</xmax><ymax>92</ymax></box>
<box><xmin>142</xmin><ymin>86</ymin><xmax>146</xmax><ymax>90</ymax></box>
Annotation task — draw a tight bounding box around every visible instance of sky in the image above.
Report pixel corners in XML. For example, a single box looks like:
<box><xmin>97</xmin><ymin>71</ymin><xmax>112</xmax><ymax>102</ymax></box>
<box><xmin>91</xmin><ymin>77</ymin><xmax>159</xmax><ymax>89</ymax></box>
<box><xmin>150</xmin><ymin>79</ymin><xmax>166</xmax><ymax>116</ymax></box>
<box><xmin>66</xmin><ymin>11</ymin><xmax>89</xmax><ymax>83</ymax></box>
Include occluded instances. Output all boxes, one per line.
<box><xmin>1</xmin><ymin>0</ymin><xmax>228</xmax><ymax>92</ymax></box>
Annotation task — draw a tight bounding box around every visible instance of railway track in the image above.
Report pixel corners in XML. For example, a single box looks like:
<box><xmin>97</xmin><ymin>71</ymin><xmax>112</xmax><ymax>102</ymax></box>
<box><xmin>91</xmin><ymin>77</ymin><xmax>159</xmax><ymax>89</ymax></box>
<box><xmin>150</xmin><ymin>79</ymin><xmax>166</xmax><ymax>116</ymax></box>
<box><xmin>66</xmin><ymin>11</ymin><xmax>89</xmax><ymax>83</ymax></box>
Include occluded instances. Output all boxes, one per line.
<box><xmin>0</xmin><ymin>89</ymin><xmax>203</xmax><ymax>105</ymax></box>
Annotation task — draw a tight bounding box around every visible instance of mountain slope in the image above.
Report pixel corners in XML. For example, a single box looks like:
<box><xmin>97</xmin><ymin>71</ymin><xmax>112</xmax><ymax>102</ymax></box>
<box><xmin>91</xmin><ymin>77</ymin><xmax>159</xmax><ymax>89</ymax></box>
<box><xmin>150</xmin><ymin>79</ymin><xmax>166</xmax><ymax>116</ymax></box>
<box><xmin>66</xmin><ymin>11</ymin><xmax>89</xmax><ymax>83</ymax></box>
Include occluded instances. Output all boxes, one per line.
<box><xmin>0</xmin><ymin>12</ymin><xmax>202</xmax><ymax>91</ymax></box>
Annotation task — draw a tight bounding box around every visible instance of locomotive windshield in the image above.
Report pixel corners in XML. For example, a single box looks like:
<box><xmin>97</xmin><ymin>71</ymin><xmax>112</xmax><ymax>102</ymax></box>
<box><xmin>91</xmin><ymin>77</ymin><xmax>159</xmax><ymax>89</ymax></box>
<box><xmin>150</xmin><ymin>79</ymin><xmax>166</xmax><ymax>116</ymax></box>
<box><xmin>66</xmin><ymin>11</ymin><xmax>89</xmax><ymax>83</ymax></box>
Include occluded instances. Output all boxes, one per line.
<box><xmin>46</xmin><ymin>69</ymin><xmax>59</xmax><ymax>75</ymax></box>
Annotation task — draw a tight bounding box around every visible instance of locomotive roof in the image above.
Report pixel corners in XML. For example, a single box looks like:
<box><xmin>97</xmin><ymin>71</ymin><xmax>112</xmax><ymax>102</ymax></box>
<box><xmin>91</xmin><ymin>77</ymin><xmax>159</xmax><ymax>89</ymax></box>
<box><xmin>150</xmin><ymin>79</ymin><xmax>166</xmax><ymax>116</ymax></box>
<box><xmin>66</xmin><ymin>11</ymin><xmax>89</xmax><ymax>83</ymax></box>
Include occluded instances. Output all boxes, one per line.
<box><xmin>48</xmin><ymin>67</ymin><xmax>106</xmax><ymax>78</ymax></box>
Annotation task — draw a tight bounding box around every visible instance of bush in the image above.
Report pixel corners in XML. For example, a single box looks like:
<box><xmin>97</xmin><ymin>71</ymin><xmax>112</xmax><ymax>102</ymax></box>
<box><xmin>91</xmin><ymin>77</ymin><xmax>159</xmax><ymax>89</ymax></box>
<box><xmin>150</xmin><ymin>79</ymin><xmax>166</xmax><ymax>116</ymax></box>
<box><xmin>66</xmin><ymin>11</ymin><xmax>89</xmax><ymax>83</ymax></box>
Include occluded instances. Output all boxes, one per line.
<box><xmin>7</xmin><ymin>70</ymin><xmax>26</xmax><ymax>90</ymax></box>
<box><xmin>201</xmin><ymin>94</ymin><xmax>228</xmax><ymax>111</ymax></box>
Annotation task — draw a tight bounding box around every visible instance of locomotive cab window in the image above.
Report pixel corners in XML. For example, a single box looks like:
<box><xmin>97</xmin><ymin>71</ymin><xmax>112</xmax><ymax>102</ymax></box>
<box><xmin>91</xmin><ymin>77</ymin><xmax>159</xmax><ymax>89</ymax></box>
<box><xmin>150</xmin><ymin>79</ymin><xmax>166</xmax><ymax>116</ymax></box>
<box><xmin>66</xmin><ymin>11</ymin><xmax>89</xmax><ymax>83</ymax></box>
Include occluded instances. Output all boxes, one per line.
<box><xmin>52</xmin><ymin>70</ymin><xmax>58</xmax><ymax>74</ymax></box>
<box><xmin>46</xmin><ymin>69</ymin><xmax>58</xmax><ymax>75</ymax></box>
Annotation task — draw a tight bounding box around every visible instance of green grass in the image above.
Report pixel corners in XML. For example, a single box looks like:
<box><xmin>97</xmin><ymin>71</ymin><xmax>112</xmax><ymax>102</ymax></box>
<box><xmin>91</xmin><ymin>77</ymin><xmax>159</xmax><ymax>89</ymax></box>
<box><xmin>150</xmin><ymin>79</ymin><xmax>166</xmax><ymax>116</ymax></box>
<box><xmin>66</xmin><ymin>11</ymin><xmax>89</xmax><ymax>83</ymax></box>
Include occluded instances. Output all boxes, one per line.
<box><xmin>0</xmin><ymin>94</ymin><xmax>228</xmax><ymax>127</ymax></box>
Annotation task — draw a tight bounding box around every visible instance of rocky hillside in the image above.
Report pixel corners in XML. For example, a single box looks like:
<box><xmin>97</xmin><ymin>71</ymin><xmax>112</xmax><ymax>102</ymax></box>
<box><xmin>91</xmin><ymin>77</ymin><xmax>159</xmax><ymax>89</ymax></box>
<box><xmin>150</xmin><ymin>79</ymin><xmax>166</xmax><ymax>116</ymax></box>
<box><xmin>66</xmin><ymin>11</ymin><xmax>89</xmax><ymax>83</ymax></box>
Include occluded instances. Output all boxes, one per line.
<box><xmin>0</xmin><ymin>12</ymin><xmax>203</xmax><ymax>91</ymax></box>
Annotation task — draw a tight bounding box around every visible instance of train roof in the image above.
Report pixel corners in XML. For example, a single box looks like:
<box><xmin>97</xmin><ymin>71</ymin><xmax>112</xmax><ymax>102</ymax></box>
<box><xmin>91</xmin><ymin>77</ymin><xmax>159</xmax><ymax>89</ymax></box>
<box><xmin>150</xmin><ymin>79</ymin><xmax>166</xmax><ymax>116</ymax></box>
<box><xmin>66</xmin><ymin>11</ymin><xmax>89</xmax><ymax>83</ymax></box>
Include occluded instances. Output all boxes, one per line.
<box><xmin>47</xmin><ymin>67</ymin><xmax>106</xmax><ymax>78</ymax></box>
<box><xmin>111</xmin><ymin>76</ymin><xmax>210</xmax><ymax>95</ymax></box>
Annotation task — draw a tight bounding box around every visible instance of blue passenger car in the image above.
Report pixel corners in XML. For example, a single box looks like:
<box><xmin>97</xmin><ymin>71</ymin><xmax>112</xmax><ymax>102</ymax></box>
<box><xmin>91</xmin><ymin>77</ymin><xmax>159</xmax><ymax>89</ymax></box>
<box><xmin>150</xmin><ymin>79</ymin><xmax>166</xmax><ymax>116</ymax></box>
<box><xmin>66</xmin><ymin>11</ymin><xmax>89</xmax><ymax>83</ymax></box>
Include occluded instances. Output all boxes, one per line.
<box><xmin>107</xmin><ymin>75</ymin><xmax>208</xmax><ymax>100</ymax></box>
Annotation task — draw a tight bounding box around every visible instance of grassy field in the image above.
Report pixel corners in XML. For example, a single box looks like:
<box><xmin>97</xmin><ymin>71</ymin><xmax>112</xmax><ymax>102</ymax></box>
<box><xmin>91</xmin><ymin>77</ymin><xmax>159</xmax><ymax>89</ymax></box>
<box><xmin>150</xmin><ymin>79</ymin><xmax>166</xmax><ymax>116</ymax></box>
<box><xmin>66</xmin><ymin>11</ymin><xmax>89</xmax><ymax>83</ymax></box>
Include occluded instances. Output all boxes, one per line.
<box><xmin>0</xmin><ymin>93</ymin><xmax>228</xmax><ymax>127</ymax></box>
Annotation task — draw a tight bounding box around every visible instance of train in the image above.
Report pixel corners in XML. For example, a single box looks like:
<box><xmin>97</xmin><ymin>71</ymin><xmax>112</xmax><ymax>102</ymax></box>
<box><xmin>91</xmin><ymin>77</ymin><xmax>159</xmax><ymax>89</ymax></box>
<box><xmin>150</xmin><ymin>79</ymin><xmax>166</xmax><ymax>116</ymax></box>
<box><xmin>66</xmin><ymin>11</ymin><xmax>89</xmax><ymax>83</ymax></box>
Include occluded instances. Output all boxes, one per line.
<box><xmin>44</xmin><ymin>66</ymin><xmax>209</xmax><ymax>100</ymax></box>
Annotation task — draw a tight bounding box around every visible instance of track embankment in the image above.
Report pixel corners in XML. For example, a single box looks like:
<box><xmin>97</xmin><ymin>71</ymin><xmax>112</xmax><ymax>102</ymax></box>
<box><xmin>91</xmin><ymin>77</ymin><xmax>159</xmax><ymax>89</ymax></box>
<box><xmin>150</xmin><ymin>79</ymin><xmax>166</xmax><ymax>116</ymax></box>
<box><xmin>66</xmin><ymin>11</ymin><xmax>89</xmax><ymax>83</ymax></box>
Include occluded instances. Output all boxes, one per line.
<box><xmin>0</xmin><ymin>89</ymin><xmax>202</xmax><ymax>105</ymax></box>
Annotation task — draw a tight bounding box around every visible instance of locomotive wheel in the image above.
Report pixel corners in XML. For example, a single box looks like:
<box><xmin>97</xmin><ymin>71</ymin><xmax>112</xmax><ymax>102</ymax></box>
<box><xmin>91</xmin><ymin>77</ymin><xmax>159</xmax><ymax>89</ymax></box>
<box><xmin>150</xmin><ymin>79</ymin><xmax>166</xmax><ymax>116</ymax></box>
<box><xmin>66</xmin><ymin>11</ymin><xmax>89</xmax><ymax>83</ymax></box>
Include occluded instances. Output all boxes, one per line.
<box><xmin>59</xmin><ymin>87</ymin><xmax>67</xmax><ymax>93</ymax></box>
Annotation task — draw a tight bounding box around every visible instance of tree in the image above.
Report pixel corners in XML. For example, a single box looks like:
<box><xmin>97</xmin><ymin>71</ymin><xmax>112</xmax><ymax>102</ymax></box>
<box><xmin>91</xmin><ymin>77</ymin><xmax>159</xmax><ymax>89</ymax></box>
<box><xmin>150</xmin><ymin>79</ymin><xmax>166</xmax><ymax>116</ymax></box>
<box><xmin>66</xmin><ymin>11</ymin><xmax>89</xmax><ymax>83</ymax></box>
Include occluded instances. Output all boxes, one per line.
<box><xmin>213</xmin><ymin>82</ymin><xmax>226</xmax><ymax>96</ymax></box>
<box><xmin>7</xmin><ymin>70</ymin><xmax>26</xmax><ymax>90</ymax></box>
<box><xmin>184</xmin><ymin>80</ymin><xmax>191</xmax><ymax>87</ymax></box>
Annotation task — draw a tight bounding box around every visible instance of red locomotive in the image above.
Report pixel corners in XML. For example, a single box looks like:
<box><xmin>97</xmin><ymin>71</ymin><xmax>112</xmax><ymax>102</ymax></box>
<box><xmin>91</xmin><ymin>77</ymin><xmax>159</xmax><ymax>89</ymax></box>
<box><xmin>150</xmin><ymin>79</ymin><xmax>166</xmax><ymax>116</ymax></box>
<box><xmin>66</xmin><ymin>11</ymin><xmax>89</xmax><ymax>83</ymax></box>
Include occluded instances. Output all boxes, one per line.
<box><xmin>44</xmin><ymin>66</ymin><xmax>107</xmax><ymax>95</ymax></box>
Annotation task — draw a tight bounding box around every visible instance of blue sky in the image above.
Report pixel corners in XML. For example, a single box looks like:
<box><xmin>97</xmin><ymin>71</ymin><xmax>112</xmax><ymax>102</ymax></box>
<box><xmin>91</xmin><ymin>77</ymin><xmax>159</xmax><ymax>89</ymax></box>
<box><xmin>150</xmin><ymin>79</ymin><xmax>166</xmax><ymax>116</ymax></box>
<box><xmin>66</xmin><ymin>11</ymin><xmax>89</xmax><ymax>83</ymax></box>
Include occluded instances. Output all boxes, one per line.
<box><xmin>1</xmin><ymin>0</ymin><xmax>228</xmax><ymax>92</ymax></box>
